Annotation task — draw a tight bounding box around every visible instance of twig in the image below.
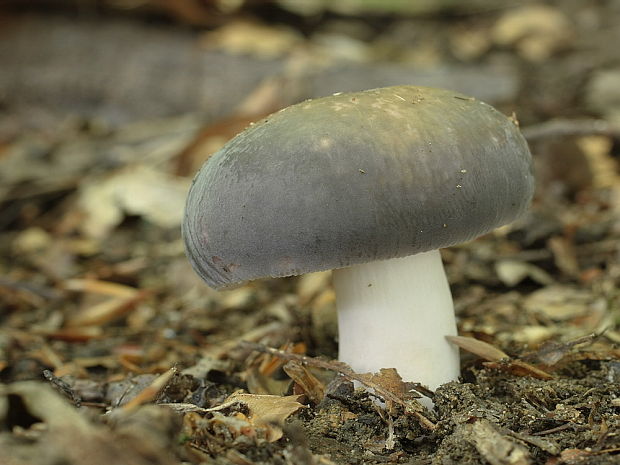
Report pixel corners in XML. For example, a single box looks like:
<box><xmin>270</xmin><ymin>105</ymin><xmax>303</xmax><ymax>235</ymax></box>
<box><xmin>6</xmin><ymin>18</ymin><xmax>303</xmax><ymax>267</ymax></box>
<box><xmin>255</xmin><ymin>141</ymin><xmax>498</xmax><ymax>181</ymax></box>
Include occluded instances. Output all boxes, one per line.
<box><xmin>532</xmin><ymin>423</ymin><xmax>584</xmax><ymax>436</ymax></box>
<box><xmin>519</xmin><ymin>332</ymin><xmax>601</xmax><ymax>365</ymax></box>
<box><xmin>43</xmin><ymin>369</ymin><xmax>82</xmax><ymax>407</ymax></box>
<box><xmin>522</xmin><ymin>119</ymin><xmax>620</xmax><ymax>142</ymax></box>
<box><xmin>0</xmin><ymin>277</ymin><xmax>61</xmax><ymax>301</ymax></box>
<box><xmin>239</xmin><ymin>341</ymin><xmax>437</xmax><ymax>430</ymax></box>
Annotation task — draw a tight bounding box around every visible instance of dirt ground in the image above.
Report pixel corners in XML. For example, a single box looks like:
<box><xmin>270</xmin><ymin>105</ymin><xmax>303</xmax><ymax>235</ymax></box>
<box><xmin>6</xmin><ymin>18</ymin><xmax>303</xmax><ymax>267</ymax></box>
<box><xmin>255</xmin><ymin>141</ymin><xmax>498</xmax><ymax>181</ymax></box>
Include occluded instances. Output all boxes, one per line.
<box><xmin>0</xmin><ymin>1</ymin><xmax>619</xmax><ymax>464</ymax></box>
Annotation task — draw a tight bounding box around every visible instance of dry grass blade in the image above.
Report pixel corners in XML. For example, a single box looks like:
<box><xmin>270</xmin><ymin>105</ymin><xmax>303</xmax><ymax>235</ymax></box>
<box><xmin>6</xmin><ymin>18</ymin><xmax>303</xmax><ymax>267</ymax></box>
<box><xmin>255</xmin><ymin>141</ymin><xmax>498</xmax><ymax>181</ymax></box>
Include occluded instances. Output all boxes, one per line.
<box><xmin>447</xmin><ymin>335</ymin><xmax>554</xmax><ymax>380</ymax></box>
<box><xmin>63</xmin><ymin>279</ymin><xmax>139</xmax><ymax>297</ymax></box>
<box><xmin>34</xmin><ymin>326</ymin><xmax>104</xmax><ymax>341</ymax></box>
<box><xmin>482</xmin><ymin>360</ymin><xmax>554</xmax><ymax>380</ymax></box>
<box><xmin>445</xmin><ymin>335</ymin><xmax>508</xmax><ymax>362</ymax></box>
<box><xmin>66</xmin><ymin>290</ymin><xmax>150</xmax><ymax>327</ymax></box>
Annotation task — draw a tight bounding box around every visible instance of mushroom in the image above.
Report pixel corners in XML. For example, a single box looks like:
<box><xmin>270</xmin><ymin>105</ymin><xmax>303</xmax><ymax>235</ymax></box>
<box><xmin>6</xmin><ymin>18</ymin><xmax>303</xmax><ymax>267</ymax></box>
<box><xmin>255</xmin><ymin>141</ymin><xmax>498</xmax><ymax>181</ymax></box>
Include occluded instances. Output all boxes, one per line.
<box><xmin>183</xmin><ymin>86</ymin><xmax>534</xmax><ymax>402</ymax></box>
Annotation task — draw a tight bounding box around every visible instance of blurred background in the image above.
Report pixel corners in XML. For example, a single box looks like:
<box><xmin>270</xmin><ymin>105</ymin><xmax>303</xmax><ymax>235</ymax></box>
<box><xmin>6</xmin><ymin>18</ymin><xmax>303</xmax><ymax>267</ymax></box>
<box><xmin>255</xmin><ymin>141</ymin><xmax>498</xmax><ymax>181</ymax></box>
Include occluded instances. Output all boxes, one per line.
<box><xmin>0</xmin><ymin>1</ymin><xmax>619</xmax><ymax>463</ymax></box>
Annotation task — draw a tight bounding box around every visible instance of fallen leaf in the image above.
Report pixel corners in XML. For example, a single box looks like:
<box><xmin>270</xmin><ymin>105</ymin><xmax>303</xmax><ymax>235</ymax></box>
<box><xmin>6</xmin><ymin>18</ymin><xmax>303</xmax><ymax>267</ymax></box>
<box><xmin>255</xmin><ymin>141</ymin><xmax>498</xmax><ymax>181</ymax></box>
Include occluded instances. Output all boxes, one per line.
<box><xmin>239</xmin><ymin>342</ymin><xmax>437</xmax><ymax>429</ymax></box>
<box><xmin>226</xmin><ymin>392</ymin><xmax>305</xmax><ymax>427</ymax></box>
<box><xmin>357</xmin><ymin>368</ymin><xmax>406</xmax><ymax>405</ymax></box>
<box><xmin>245</xmin><ymin>342</ymin><xmax>305</xmax><ymax>396</ymax></box>
<box><xmin>495</xmin><ymin>259</ymin><xmax>554</xmax><ymax>287</ymax></box>
<box><xmin>576</xmin><ymin>135</ymin><xmax>619</xmax><ymax>188</ymax></box>
<box><xmin>492</xmin><ymin>5</ymin><xmax>572</xmax><ymax>62</ymax></box>
<box><xmin>284</xmin><ymin>360</ymin><xmax>326</xmax><ymax>404</ymax></box>
<box><xmin>586</xmin><ymin>68</ymin><xmax>620</xmax><ymax>125</ymax></box>
<box><xmin>297</xmin><ymin>271</ymin><xmax>331</xmax><ymax>305</ymax></box>
<box><xmin>511</xmin><ymin>325</ymin><xmax>555</xmax><ymax>345</ymax></box>
<box><xmin>78</xmin><ymin>165</ymin><xmax>190</xmax><ymax>239</ymax></box>
<box><xmin>171</xmin><ymin>392</ymin><xmax>305</xmax><ymax>443</ymax></box>
<box><xmin>548</xmin><ymin>237</ymin><xmax>580</xmax><ymax>278</ymax></box>
<box><xmin>165</xmin><ymin>392</ymin><xmax>305</xmax><ymax>426</ymax></box>
<box><xmin>0</xmin><ymin>382</ymin><xmax>178</xmax><ymax>465</ymax></box>
<box><xmin>66</xmin><ymin>290</ymin><xmax>149</xmax><ymax>327</ymax></box>
<box><xmin>200</xmin><ymin>20</ymin><xmax>302</xmax><ymax>58</ymax></box>
<box><xmin>559</xmin><ymin>448</ymin><xmax>592</xmax><ymax>464</ymax></box>
<box><xmin>523</xmin><ymin>286</ymin><xmax>606</xmax><ymax>322</ymax></box>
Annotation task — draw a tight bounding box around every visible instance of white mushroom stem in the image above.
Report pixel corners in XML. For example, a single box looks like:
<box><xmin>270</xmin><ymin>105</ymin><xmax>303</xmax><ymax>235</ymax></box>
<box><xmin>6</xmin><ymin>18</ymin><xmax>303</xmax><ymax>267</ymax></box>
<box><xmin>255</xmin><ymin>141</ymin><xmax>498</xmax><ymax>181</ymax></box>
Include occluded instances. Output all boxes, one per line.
<box><xmin>332</xmin><ymin>250</ymin><xmax>460</xmax><ymax>405</ymax></box>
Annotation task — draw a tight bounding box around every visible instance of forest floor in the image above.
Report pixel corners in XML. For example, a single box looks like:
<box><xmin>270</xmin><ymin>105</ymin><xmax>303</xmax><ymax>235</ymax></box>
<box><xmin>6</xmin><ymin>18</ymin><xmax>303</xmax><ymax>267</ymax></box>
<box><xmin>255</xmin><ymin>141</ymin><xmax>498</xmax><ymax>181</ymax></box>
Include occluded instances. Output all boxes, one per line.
<box><xmin>1</xmin><ymin>1</ymin><xmax>619</xmax><ymax>464</ymax></box>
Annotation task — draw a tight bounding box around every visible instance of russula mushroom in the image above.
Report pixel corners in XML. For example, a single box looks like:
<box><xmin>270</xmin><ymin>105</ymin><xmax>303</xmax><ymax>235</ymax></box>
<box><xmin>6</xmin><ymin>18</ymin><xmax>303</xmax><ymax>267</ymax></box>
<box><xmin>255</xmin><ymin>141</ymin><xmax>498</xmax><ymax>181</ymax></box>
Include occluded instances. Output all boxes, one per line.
<box><xmin>183</xmin><ymin>86</ymin><xmax>534</xmax><ymax>400</ymax></box>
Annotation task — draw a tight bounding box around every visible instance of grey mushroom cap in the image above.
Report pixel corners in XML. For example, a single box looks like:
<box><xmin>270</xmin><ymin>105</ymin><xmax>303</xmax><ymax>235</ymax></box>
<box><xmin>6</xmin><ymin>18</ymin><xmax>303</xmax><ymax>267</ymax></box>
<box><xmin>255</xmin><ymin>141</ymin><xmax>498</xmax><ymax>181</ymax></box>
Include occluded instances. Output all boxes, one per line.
<box><xmin>183</xmin><ymin>85</ymin><xmax>534</xmax><ymax>289</ymax></box>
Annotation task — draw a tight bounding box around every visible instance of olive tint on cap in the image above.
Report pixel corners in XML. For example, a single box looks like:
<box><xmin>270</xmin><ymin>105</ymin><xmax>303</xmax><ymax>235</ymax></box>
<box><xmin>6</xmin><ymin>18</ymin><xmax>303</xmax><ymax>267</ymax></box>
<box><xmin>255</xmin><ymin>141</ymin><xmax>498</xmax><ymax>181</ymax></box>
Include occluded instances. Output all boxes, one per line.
<box><xmin>183</xmin><ymin>86</ymin><xmax>534</xmax><ymax>289</ymax></box>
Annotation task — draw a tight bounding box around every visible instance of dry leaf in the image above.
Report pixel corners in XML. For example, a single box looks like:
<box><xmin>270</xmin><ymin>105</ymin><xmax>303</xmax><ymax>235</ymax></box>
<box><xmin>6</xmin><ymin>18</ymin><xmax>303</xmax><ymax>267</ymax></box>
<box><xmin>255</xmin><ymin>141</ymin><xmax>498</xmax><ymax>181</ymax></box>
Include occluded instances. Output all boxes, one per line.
<box><xmin>576</xmin><ymin>135</ymin><xmax>619</xmax><ymax>188</ymax></box>
<box><xmin>181</xmin><ymin>356</ymin><xmax>231</xmax><ymax>380</ymax></box>
<box><xmin>523</xmin><ymin>286</ymin><xmax>605</xmax><ymax>322</ymax></box>
<box><xmin>511</xmin><ymin>325</ymin><xmax>554</xmax><ymax>345</ymax></box>
<box><xmin>495</xmin><ymin>259</ymin><xmax>554</xmax><ymax>287</ymax></box>
<box><xmin>239</xmin><ymin>342</ymin><xmax>437</xmax><ymax>430</ymax></box>
<box><xmin>357</xmin><ymin>368</ymin><xmax>406</xmax><ymax>404</ymax></box>
<box><xmin>245</xmin><ymin>368</ymin><xmax>292</xmax><ymax>397</ymax></box>
<box><xmin>78</xmin><ymin>165</ymin><xmax>190</xmax><ymax>239</ymax></box>
<box><xmin>283</xmin><ymin>360</ymin><xmax>326</xmax><ymax>404</ymax></box>
<box><xmin>297</xmin><ymin>271</ymin><xmax>331</xmax><ymax>305</ymax></box>
<box><xmin>200</xmin><ymin>20</ymin><xmax>302</xmax><ymax>58</ymax></box>
<box><xmin>449</xmin><ymin>25</ymin><xmax>492</xmax><ymax>61</ymax></box>
<box><xmin>0</xmin><ymin>382</ymin><xmax>178</xmax><ymax>465</ymax></box>
<box><xmin>492</xmin><ymin>5</ymin><xmax>572</xmax><ymax>62</ymax></box>
<box><xmin>245</xmin><ymin>342</ymin><xmax>305</xmax><ymax>396</ymax></box>
<box><xmin>0</xmin><ymin>381</ymin><xmax>91</xmax><ymax>431</ymax></box>
<box><xmin>586</xmin><ymin>68</ymin><xmax>620</xmax><ymax>125</ymax></box>
<box><xmin>171</xmin><ymin>392</ymin><xmax>305</xmax><ymax>443</ymax></box>
<box><xmin>559</xmin><ymin>448</ymin><xmax>593</xmax><ymax>464</ymax></box>
<box><xmin>548</xmin><ymin>237</ymin><xmax>580</xmax><ymax>278</ymax></box>
<box><xmin>226</xmin><ymin>392</ymin><xmax>305</xmax><ymax>427</ymax></box>
<box><xmin>166</xmin><ymin>392</ymin><xmax>305</xmax><ymax>422</ymax></box>
<box><xmin>66</xmin><ymin>290</ymin><xmax>149</xmax><ymax>327</ymax></box>
<box><xmin>13</xmin><ymin>227</ymin><xmax>53</xmax><ymax>254</ymax></box>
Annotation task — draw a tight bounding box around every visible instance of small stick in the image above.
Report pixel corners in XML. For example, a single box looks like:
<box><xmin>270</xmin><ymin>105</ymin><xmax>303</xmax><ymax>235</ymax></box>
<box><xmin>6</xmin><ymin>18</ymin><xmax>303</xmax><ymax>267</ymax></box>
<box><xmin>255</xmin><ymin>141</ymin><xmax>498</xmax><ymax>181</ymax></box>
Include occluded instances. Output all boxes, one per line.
<box><xmin>519</xmin><ymin>332</ymin><xmax>601</xmax><ymax>365</ymax></box>
<box><xmin>532</xmin><ymin>423</ymin><xmax>583</xmax><ymax>436</ymax></box>
<box><xmin>43</xmin><ymin>369</ymin><xmax>82</xmax><ymax>407</ymax></box>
